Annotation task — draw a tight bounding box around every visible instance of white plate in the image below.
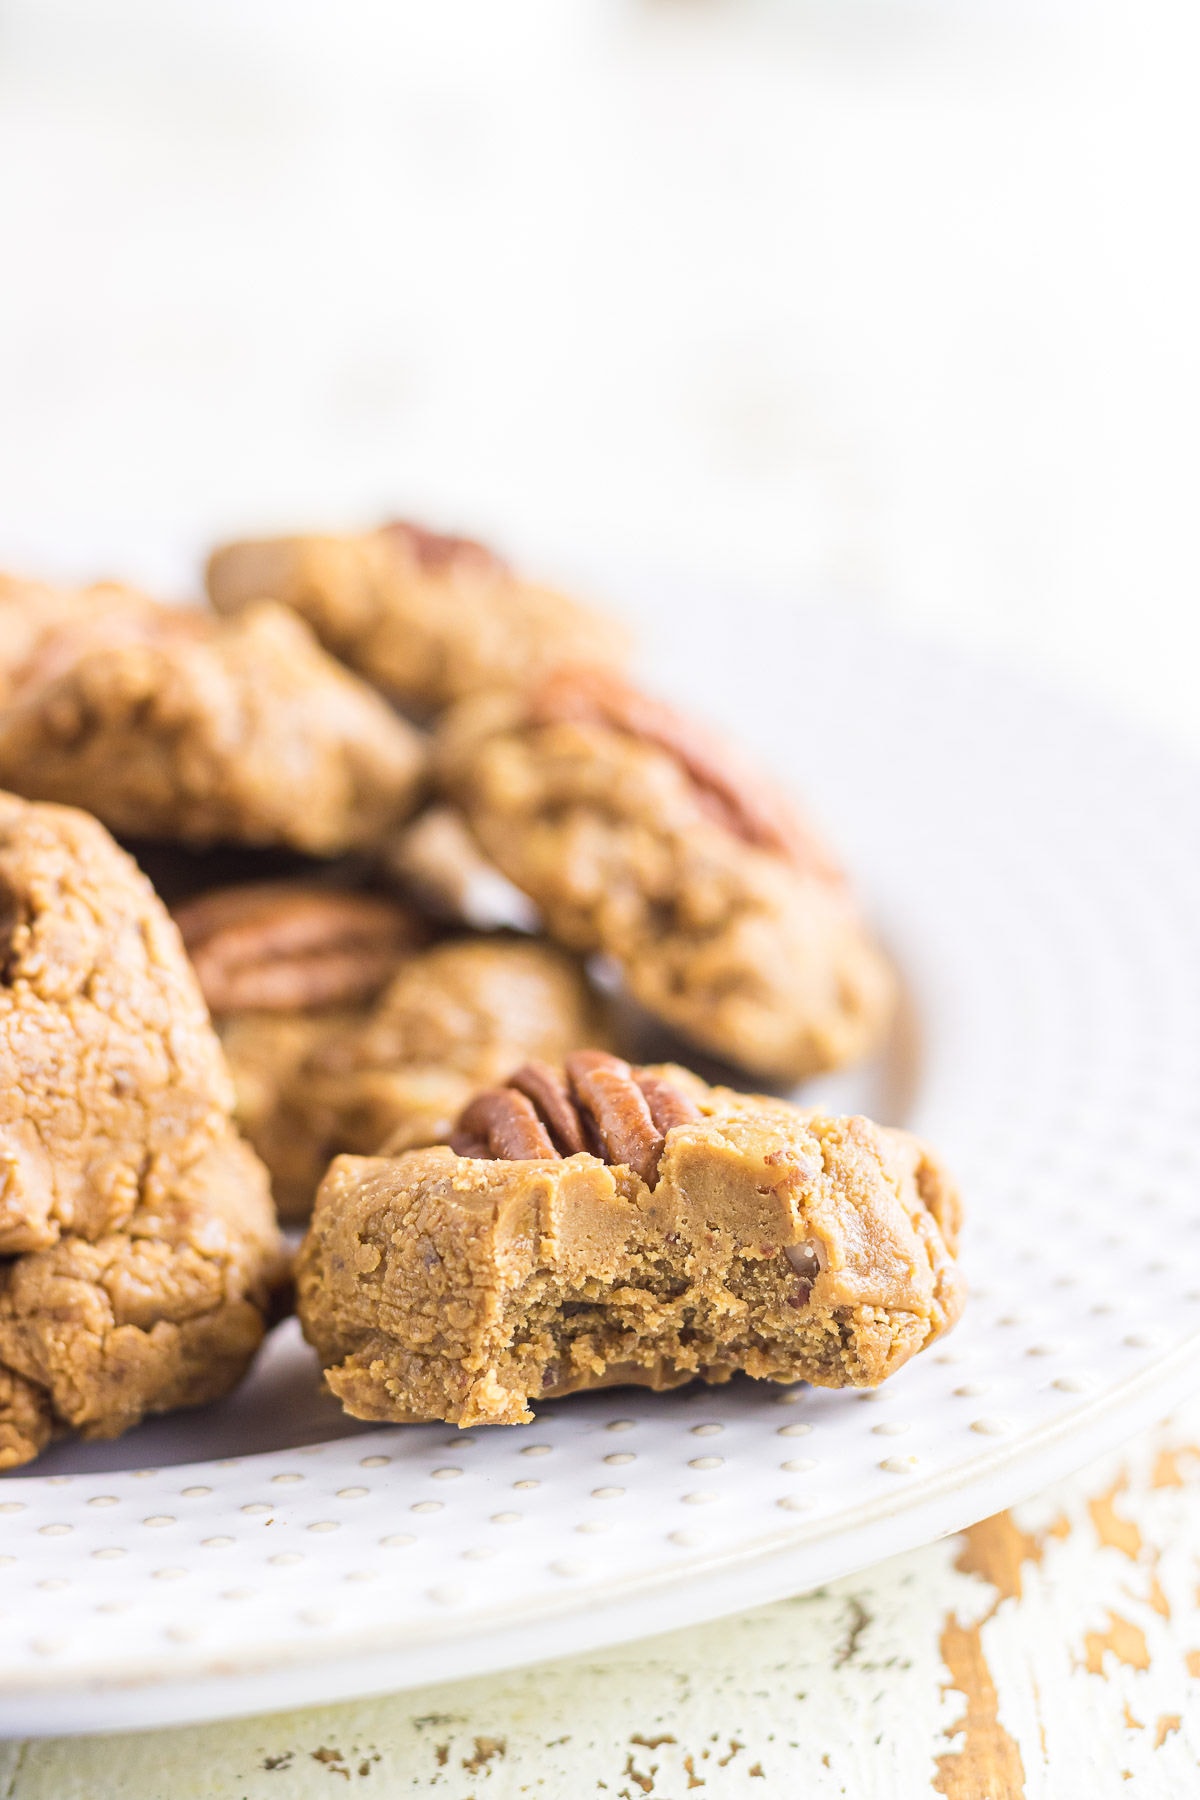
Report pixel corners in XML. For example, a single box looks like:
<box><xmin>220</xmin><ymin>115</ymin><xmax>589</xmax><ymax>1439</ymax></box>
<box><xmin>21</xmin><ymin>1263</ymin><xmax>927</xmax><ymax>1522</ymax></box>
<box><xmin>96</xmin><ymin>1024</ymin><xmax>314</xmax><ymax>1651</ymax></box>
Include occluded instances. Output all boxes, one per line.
<box><xmin>4</xmin><ymin>602</ymin><xmax>1200</xmax><ymax>1737</ymax></box>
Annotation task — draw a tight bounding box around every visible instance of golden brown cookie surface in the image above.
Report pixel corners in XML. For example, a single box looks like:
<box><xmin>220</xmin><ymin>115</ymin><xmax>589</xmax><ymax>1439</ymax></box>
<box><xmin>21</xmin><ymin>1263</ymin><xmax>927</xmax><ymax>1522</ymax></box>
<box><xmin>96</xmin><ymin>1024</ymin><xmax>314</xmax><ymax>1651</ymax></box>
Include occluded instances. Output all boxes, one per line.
<box><xmin>436</xmin><ymin>668</ymin><xmax>895</xmax><ymax>1081</ymax></box>
<box><xmin>0</xmin><ymin>793</ymin><xmax>287</xmax><ymax>1468</ymax></box>
<box><xmin>297</xmin><ymin>1055</ymin><xmax>964</xmax><ymax>1428</ymax></box>
<box><xmin>186</xmin><ymin>879</ymin><xmax>607</xmax><ymax>1221</ymax></box>
<box><xmin>0</xmin><ymin>575</ymin><xmax>425</xmax><ymax>853</ymax></box>
<box><xmin>206</xmin><ymin>521</ymin><xmax>627</xmax><ymax>714</ymax></box>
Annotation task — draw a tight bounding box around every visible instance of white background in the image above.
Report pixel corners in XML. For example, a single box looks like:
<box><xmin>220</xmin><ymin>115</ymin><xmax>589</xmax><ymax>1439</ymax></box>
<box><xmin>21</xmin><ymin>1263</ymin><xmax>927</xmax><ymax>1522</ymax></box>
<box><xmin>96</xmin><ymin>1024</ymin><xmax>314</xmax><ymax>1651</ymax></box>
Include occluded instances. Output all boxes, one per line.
<box><xmin>0</xmin><ymin>0</ymin><xmax>1196</xmax><ymax>746</ymax></box>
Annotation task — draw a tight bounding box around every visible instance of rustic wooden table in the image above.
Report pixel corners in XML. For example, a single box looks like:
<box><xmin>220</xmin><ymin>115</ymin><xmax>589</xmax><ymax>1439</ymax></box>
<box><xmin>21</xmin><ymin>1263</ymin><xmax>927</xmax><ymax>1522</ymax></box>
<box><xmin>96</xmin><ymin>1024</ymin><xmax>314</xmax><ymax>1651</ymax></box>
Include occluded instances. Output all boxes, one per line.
<box><xmin>1</xmin><ymin>9</ymin><xmax>1197</xmax><ymax>1796</ymax></box>
<box><xmin>6</xmin><ymin>1396</ymin><xmax>1198</xmax><ymax>1798</ymax></box>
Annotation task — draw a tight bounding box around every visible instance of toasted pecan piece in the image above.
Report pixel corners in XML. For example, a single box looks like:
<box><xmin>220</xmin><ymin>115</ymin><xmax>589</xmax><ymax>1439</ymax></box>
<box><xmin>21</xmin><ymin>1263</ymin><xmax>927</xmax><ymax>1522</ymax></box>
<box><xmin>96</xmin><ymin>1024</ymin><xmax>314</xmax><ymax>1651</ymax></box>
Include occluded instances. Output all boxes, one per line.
<box><xmin>449</xmin><ymin>1049</ymin><xmax>699</xmax><ymax>1188</ymax></box>
<box><xmin>436</xmin><ymin>669</ymin><xmax>894</xmax><ymax>1082</ymax></box>
<box><xmin>507</xmin><ymin>1059</ymin><xmax>587</xmax><ymax>1155</ymax></box>
<box><xmin>297</xmin><ymin>1077</ymin><xmax>964</xmax><ymax>1429</ymax></box>
<box><xmin>450</xmin><ymin>1088</ymin><xmax>558</xmax><ymax>1161</ymax></box>
<box><xmin>527</xmin><ymin>666</ymin><xmax>839</xmax><ymax>875</ymax></box>
<box><xmin>566</xmin><ymin>1052</ymin><xmax>665</xmax><ymax>1186</ymax></box>
<box><xmin>634</xmin><ymin>1068</ymin><xmax>703</xmax><ymax>1137</ymax></box>
<box><xmin>174</xmin><ymin>882</ymin><xmax>424</xmax><ymax>1015</ymax></box>
<box><xmin>380</xmin><ymin>519</ymin><xmax>505</xmax><ymax>575</ymax></box>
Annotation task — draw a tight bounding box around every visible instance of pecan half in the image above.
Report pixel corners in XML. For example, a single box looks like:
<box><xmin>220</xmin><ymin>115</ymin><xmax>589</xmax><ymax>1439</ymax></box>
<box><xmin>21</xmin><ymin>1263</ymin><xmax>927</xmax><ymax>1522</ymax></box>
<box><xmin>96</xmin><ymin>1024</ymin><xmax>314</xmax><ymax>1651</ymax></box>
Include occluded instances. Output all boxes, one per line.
<box><xmin>379</xmin><ymin>519</ymin><xmax>506</xmax><ymax>576</ymax></box>
<box><xmin>449</xmin><ymin>1049</ymin><xmax>700</xmax><ymax>1187</ymax></box>
<box><xmin>635</xmin><ymin>1069</ymin><xmax>703</xmax><ymax>1137</ymax></box>
<box><xmin>566</xmin><ymin>1053</ymin><xmax>663</xmax><ymax>1186</ymax></box>
<box><xmin>526</xmin><ymin>666</ymin><xmax>839</xmax><ymax>877</ymax></box>
<box><xmin>450</xmin><ymin>1088</ymin><xmax>558</xmax><ymax>1161</ymax></box>
<box><xmin>173</xmin><ymin>882</ymin><xmax>423</xmax><ymax>1015</ymax></box>
<box><xmin>508</xmin><ymin>1060</ymin><xmax>587</xmax><ymax>1155</ymax></box>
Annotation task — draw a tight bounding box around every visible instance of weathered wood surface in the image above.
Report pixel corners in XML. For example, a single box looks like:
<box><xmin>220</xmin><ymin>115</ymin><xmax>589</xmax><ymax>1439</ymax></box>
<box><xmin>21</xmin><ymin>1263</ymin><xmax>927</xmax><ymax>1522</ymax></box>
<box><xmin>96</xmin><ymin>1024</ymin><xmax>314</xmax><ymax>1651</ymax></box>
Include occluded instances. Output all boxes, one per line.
<box><xmin>6</xmin><ymin>1399</ymin><xmax>1200</xmax><ymax>1797</ymax></box>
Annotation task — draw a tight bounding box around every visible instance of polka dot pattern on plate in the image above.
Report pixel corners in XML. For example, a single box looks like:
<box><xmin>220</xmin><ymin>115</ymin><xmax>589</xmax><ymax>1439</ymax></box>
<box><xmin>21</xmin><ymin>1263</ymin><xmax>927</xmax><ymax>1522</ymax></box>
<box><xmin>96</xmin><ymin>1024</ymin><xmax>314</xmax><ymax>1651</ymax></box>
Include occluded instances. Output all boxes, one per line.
<box><xmin>3</xmin><ymin>610</ymin><xmax>1200</xmax><ymax>1734</ymax></box>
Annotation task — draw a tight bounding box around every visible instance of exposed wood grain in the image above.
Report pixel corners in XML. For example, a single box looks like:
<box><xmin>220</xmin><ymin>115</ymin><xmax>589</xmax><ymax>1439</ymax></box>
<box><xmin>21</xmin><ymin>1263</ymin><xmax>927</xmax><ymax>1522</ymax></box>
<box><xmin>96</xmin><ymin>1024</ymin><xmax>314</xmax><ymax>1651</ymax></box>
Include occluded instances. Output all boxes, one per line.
<box><xmin>1151</xmin><ymin>1445</ymin><xmax>1200</xmax><ymax>1489</ymax></box>
<box><xmin>1083</xmin><ymin>1612</ymin><xmax>1152</xmax><ymax>1677</ymax></box>
<box><xmin>933</xmin><ymin>1618</ymin><xmax>1027</xmax><ymax>1799</ymax></box>
<box><xmin>1147</xmin><ymin>1575</ymin><xmax>1171</xmax><ymax>1620</ymax></box>
<box><xmin>1088</xmin><ymin>1476</ymin><xmax>1143</xmax><ymax>1561</ymax></box>
<box><xmin>952</xmin><ymin>1510</ymin><xmax>1048</xmax><ymax>1605</ymax></box>
<box><xmin>1152</xmin><ymin>1447</ymin><xmax>1187</xmax><ymax>1488</ymax></box>
<box><xmin>930</xmin><ymin>1507</ymin><xmax>1076</xmax><ymax>1797</ymax></box>
<box><xmin>12</xmin><ymin>1404</ymin><xmax>1200</xmax><ymax>1797</ymax></box>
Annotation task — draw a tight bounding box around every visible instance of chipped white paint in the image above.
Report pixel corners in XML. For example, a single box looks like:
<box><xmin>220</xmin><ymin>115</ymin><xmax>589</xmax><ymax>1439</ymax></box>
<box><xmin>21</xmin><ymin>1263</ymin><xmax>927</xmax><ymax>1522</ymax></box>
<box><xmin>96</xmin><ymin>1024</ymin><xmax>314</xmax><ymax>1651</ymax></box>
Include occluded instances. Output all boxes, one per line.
<box><xmin>7</xmin><ymin>1398</ymin><xmax>1200</xmax><ymax>1796</ymax></box>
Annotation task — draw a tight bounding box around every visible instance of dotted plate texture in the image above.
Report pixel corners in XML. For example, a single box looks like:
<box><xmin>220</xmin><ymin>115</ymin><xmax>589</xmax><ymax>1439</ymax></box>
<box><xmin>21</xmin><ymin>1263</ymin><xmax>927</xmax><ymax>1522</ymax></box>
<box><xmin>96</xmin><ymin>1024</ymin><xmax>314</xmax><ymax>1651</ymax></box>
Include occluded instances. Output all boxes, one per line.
<box><xmin>4</xmin><ymin>599</ymin><xmax>1200</xmax><ymax>1736</ymax></box>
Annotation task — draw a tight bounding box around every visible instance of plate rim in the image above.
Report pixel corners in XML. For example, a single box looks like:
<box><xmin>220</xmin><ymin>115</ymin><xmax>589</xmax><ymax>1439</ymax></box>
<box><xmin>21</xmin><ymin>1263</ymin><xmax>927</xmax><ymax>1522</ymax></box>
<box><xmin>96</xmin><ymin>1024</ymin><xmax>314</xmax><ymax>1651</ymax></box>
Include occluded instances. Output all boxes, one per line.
<box><xmin>6</xmin><ymin>600</ymin><xmax>1200</xmax><ymax>1735</ymax></box>
<box><xmin>7</xmin><ymin>1332</ymin><xmax>1199</xmax><ymax>1736</ymax></box>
